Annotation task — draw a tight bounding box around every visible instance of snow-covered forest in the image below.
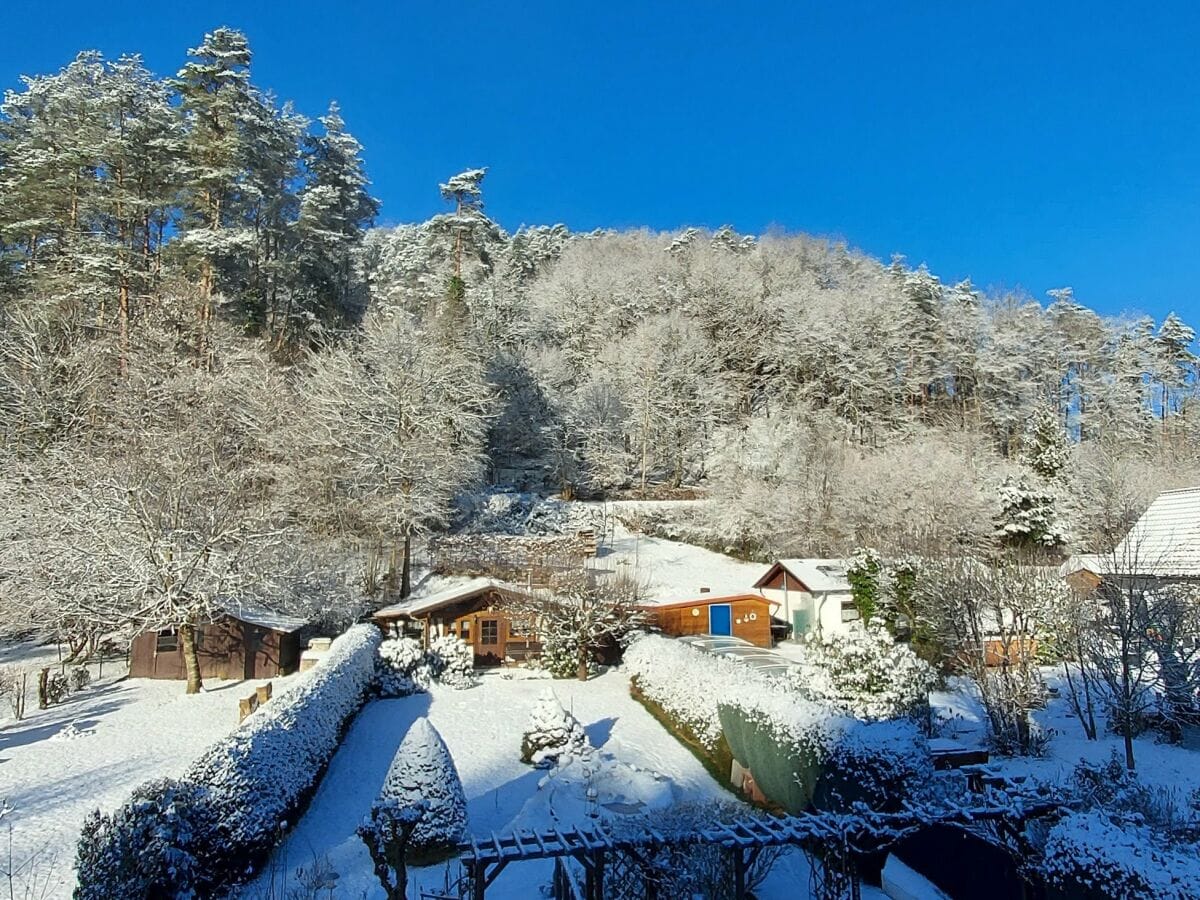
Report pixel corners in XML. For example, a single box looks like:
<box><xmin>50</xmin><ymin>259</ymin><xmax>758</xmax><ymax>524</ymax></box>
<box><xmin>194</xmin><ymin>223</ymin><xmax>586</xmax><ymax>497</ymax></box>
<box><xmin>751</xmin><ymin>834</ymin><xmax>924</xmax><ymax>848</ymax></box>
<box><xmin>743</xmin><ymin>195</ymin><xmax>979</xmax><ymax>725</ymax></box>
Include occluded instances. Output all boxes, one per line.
<box><xmin>2</xmin><ymin>28</ymin><xmax>1198</xmax><ymax>661</ymax></box>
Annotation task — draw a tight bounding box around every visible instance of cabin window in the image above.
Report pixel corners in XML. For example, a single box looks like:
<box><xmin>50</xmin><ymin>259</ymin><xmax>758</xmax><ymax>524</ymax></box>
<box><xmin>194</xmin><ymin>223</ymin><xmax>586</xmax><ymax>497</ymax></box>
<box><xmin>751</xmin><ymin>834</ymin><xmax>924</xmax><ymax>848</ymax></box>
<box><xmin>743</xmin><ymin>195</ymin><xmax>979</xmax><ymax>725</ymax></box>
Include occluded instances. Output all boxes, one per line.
<box><xmin>481</xmin><ymin>619</ymin><xmax>499</xmax><ymax>644</ymax></box>
<box><xmin>460</xmin><ymin>621</ymin><xmax>471</xmax><ymax>640</ymax></box>
<box><xmin>155</xmin><ymin>628</ymin><xmax>178</xmax><ymax>653</ymax></box>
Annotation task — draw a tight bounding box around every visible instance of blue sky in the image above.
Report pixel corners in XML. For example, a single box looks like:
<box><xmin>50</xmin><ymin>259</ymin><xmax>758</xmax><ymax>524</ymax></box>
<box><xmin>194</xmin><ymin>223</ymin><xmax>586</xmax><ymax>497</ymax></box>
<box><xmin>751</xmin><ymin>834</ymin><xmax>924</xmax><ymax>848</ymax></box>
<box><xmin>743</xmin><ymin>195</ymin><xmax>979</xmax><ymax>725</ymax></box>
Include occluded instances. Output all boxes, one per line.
<box><xmin>4</xmin><ymin>1</ymin><xmax>1199</xmax><ymax>322</ymax></box>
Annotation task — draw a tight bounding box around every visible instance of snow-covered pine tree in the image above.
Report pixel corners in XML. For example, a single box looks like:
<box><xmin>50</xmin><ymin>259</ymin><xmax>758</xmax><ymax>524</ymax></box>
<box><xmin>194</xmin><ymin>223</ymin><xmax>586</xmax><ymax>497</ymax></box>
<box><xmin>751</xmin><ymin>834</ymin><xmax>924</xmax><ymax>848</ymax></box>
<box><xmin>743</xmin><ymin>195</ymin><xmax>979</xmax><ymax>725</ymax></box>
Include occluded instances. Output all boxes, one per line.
<box><xmin>379</xmin><ymin>718</ymin><xmax>467</xmax><ymax>861</ymax></box>
<box><xmin>995</xmin><ymin>472</ymin><xmax>1068</xmax><ymax>550</ymax></box>
<box><xmin>1023</xmin><ymin>405</ymin><xmax>1071</xmax><ymax>480</ymax></box>
<box><xmin>520</xmin><ymin>688</ymin><xmax>591</xmax><ymax>767</ymax></box>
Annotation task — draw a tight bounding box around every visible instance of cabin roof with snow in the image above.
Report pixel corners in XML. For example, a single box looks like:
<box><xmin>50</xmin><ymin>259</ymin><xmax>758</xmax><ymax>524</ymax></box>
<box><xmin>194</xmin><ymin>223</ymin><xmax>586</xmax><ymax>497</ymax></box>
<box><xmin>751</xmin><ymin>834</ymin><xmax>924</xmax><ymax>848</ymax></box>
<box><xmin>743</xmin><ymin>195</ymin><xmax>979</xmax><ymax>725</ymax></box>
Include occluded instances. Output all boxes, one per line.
<box><xmin>753</xmin><ymin>559</ymin><xmax>851</xmax><ymax>593</ymax></box>
<box><xmin>373</xmin><ymin>578</ymin><xmax>534</xmax><ymax>620</ymax></box>
<box><xmin>1113</xmin><ymin>486</ymin><xmax>1200</xmax><ymax>577</ymax></box>
<box><xmin>221</xmin><ymin>601</ymin><xmax>309</xmax><ymax>634</ymax></box>
<box><xmin>1058</xmin><ymin>554</ymin><xmax>1108</xmax><ymax>578</ymax></box>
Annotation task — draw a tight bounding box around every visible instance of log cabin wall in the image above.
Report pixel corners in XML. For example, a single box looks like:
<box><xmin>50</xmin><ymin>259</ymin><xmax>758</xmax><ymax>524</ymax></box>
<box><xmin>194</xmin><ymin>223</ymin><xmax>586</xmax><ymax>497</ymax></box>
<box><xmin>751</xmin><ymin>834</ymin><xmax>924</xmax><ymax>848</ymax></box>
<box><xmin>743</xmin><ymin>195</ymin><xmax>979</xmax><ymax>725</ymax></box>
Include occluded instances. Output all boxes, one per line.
<box><xmin>650</xmin><ymin>596</ymin><xmax>774</xmax><ymax>647</ymax></box>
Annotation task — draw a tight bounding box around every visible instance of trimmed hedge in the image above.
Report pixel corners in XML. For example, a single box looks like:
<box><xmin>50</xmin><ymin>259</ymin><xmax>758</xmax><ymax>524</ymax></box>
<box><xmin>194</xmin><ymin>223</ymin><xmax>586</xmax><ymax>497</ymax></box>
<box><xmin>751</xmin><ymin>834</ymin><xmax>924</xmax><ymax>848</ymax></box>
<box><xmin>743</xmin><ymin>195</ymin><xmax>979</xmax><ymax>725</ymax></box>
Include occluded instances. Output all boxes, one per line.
<box><xmin>75</xmin><ymin>624</ymin><xmax>381</xmax><ymax>899</ymax></box>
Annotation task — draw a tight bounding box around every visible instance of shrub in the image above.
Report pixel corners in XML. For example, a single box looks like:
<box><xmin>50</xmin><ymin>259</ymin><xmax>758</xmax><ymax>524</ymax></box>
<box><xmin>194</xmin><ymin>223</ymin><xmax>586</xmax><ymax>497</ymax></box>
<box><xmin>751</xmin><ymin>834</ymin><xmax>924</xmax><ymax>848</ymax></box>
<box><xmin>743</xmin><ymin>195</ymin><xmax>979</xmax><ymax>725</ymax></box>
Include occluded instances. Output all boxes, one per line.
<box><xmin>75</xmin><ymin>779</ymin><xmax>220</xmax><ymax>900</ymax></box>
<box><xmin>424</xmin><ymin>634</ymin><xmax>474</xmax><ymax>688</ymax></box>
<box><xmin>378</xmin><ymin>718</ymin><xmax>467</xmax><ymax>863</ymax></box>
<box><xmin>76</xmin><ymin>624</ymin><xmax>381</xmax><ymax>897</ymax></box>
<box><xmin>45</xmin><ymin>671</ymin><xmax>70</xmax><ymax>705</ymax></box>
<box><xmin>377</xmin><ymin>637</ymin><xmax>426</xmax><ymax>696</ymax></box>
<box><xmin>520</xmin><ymin>689</ymin><xmax>590</xmax><ymax>767</ymax></box>
<box><xmin>69</xmin><ymin>665</ymin><xmax>93</xmax><ymax>693</ymax></box>
<box><xmin>357</xmin><ymin>798</ymin><xmax>427</xmax><ymax>900</ymax></box>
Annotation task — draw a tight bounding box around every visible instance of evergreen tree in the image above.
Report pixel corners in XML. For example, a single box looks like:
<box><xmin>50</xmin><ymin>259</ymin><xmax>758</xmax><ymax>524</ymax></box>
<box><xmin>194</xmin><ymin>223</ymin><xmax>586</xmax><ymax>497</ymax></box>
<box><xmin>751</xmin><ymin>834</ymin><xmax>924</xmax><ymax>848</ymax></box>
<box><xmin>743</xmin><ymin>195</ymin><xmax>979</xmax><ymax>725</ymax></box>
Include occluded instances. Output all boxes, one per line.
<box><xmin>289</xmin><ymin>103</ymin><xmax>378</xmax><ymax>344</ymax></box>
<box><xmin>379</xmin><ymin>718</ymin><xmax>467</xmax><ymax>862</ymax></box>
<box><xmin>1023</xmin><ymin>405</ymin><xmax>1072</xmax><ymax>481</ymax></box>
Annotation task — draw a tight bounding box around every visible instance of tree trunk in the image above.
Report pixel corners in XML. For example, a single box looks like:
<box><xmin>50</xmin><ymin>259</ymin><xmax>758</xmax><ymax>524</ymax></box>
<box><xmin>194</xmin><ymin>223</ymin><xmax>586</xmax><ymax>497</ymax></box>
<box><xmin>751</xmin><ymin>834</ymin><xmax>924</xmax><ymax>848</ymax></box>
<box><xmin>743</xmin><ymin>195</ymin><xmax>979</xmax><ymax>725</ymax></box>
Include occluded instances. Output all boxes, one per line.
<box><xmin>179</xmin><ymin>623</ymin><xmax>203</xmax><ymax>695</ymax></box>
<box><xmin>400</xmin><ymin>532</ymin><xmax>412</xmax><ymax>599</ymax></box>
<box><xmin>577</xmin><ymin>646</ymin><xmax>589</xmax><ymax>681</ymax></box>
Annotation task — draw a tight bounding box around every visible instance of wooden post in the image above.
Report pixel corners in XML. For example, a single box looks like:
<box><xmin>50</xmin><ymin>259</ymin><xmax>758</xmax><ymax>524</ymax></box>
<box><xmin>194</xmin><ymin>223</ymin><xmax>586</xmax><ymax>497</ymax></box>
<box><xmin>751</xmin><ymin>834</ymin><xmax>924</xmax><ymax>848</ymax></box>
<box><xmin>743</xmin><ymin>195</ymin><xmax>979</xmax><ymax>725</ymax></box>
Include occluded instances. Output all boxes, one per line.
<box><xmin>256</xmin><ymin>682</ymin><xmax>273</xmax><ymax>705</ymax></box>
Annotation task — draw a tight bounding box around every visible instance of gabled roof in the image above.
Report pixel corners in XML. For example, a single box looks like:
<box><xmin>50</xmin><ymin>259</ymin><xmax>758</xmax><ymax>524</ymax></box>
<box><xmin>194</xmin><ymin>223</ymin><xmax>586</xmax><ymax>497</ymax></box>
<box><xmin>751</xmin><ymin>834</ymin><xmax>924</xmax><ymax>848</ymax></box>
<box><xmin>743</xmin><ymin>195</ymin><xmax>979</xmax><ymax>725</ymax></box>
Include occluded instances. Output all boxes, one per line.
<box><xmin>1113</xmin><ymin>486</ymin><xmax>1200</xmax><ymax>577</ymax></box>
<box><xmin>753</xmin><ymin>558</ymin><xmax>851</xmax><ymax>593</ymax></box>
<box><xmin>222</xmin><ymin>601</ymin><xmax>308</xmax><ymax>634</ymax></box>
<box><xmin>641</xmin><ymin>592</ymin><xmax>776</xmax><ymax>611</ymax></box>
<box><xmin>1058</xmin><ymin>554</ymin><xmax>1108</xmax><ymax>578</ymax></box>
<box><xmin>373</xmin><ymin>578</ymin><xmax>533</xmax><ymax>620</ymax></box>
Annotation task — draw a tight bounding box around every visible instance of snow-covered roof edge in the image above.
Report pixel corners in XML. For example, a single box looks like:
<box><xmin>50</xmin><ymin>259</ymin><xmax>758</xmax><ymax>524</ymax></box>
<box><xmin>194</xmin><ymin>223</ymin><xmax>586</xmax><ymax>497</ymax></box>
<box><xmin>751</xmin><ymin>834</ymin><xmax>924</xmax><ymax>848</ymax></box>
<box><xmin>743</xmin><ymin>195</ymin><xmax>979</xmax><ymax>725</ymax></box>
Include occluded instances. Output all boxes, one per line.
<box><xmin>373</xmin><ymin>577</ymin><xmax>534</xmax><ymax>619</ymax></box>
<box><xmin>221</xmin><ymin>601</ymin><xmax>309</xmax><ymax>633</ymax></box>
<box><xmin>753</xmin><ymin>558</ymin><xmax>851</xmax><ymax>593</ymax></box>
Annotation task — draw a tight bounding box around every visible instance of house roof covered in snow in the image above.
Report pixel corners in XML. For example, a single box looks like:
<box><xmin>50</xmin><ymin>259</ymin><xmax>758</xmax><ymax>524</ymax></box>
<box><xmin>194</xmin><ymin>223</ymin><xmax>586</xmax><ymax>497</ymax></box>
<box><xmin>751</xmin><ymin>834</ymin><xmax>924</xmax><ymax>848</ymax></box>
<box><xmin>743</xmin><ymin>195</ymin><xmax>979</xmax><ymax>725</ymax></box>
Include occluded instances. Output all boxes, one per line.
<box><xmin>221</xmin><ymin>601</ymin><xmax>308</xmax><ymax>633</ymax></box>
<box><xmin>373</xmin><ymin>578</ymin><xmax>534</xmax><ymax>619</ymax></box>
<box><xmin>1113</xmin><ymin>486</ymin><xmax>1200</xmax><ymax>577</ymax></box>
<box><xmin>753</xmin><ymin>559</ymin><xmax>851</xmax><ymax>593</ymax></box>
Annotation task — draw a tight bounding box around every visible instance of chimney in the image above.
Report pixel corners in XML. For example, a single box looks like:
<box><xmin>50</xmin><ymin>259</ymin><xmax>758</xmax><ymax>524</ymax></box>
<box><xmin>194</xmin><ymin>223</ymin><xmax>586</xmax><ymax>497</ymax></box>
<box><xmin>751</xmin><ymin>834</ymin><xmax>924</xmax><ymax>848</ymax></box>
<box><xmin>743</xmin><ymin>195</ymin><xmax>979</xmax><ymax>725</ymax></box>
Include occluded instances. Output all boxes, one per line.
<box><xmin>699</xmin><ymin>587</ymin><xmax>710</xmax><ymax>594</ymax></box>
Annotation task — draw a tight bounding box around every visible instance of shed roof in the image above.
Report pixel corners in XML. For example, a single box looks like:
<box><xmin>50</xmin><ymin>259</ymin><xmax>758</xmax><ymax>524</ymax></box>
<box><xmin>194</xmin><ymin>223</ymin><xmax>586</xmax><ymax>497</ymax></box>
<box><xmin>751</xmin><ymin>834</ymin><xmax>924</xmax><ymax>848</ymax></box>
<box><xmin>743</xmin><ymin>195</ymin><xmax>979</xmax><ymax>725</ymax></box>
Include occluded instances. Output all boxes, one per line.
<box><xmin>373</xmin><ymin>578</ymin><xmax>533</xmax><ymax>619</ymax></box>
<box><xmin>1113</xmin><ymin>486</ymin><xmax>1200</xmax><ymax>577</ymax></box>
<box><xmin>222</xmin><ymin>601</ymin><xmax>308</xmax><ymax>634</ymax></box>
<box><xmin>1058</xmin><ymin>554</ymin><xmax>1108</xmax><ymax>578</ymax></box>
<box><xmin>753</xmin><ymin>559</ymin><xmax>851</xmax><ymax>593</ymax></box>
<box><xmin>641</xmin><ymin>591</ymin><xmax>776</xmax><ymax>611</ymax></box>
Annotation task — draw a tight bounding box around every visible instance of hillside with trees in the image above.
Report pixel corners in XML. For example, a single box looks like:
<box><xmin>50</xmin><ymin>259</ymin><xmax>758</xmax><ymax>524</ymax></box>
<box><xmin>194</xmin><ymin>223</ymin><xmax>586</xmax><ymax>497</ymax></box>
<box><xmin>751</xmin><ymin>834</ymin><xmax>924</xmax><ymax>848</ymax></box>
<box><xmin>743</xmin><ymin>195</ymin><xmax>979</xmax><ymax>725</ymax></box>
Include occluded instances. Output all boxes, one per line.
<box><xmin>3</xmin><ymin>28</ymin><xmax>1198</xmax><ymax>666</ymax></box>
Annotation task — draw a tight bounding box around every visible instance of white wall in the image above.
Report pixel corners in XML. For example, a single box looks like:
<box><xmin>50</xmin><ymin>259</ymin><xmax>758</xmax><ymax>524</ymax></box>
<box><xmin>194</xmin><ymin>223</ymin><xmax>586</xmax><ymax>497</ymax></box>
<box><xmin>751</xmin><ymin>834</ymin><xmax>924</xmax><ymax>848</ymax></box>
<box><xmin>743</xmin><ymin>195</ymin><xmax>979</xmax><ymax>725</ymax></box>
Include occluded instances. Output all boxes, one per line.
<box><xmin>759</xmin><ymin>587</ymin><xmax>857</xmax><ymax>640</ymax></box>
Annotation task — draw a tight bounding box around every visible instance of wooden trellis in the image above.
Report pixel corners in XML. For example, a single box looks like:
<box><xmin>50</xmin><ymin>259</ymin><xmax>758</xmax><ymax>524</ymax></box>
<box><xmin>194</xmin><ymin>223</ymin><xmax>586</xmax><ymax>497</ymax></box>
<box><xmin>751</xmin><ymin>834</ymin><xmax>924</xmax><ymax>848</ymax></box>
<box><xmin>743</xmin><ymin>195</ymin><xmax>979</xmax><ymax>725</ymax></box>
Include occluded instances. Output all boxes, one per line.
<box><xmin>458</xmin><ymin>794</ymin><xmax>1063</xmax><ymax>900</ymax></box>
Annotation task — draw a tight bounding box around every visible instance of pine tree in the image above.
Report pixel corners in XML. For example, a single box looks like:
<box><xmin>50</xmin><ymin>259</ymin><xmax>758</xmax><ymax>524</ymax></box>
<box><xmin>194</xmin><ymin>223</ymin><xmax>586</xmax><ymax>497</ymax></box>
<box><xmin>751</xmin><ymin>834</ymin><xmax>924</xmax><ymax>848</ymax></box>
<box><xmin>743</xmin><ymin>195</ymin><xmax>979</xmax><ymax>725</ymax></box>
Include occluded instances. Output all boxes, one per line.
<box><xmin>1023</xmin><ymin>405</ymin><xmax>1071</xmax><ymax>481</ymax></box>
<box><xmin>1155</xmin><ymin>312</ymin><xmax>1197</xmax><ymax>426</ymax></box>
<box><xmin>173</xmin><ymin>28</ymin><xmax>257</xmax><ymax>366</ymax></box>
<box><xmin>289</xmin><ymin>103</ymin><xmax>378</xmax><ymax>344</ymax></box>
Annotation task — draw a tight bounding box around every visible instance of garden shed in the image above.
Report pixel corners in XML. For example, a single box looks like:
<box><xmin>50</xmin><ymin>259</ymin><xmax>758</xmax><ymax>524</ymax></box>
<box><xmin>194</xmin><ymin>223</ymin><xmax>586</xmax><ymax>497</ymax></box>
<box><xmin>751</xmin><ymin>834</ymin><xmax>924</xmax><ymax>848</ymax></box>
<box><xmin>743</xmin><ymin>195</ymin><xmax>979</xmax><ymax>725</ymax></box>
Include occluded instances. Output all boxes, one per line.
<box><xmin>373</xmin><ymin>578</ymin><xmax>543</xmax><ymax>667</ymax></box>
<box><xmin>643</xmin><ymin>592</ymin><xmax>777</xmax><ymax>648</ymax></box>
<box><xmin>128</xmin><ymin>603</ymin><xmax>307</xmax><ymax>681</ymax></box>
<box><xmin>753</xmin><ymin>559</ymin><xmax>855</xmax><ymax>640</ymax></box>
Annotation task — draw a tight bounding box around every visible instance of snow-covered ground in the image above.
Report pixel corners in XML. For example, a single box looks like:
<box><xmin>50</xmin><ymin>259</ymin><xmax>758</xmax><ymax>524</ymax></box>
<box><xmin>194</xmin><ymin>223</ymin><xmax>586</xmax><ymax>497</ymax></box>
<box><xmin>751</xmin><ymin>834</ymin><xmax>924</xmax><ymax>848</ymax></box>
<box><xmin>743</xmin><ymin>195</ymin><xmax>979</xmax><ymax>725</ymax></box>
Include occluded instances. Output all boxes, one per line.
<box><xmin>931</xmin><ymin>668</ymin><xmax>1200</xmax><ymax>798</ymax></box>
<box><xmin>595</xmin><ymin>518</ymin><xmax>765</xmax><ymax>601</ymax></box>
<box><xmin>245</xmin><ymin>668</ymin><xmax>738</xmax><ymax>898</ymax></box>
<box><xmin>0</xmin><ymin>640</ymin><xmax>295</xmax><ymax>899</ymax></box>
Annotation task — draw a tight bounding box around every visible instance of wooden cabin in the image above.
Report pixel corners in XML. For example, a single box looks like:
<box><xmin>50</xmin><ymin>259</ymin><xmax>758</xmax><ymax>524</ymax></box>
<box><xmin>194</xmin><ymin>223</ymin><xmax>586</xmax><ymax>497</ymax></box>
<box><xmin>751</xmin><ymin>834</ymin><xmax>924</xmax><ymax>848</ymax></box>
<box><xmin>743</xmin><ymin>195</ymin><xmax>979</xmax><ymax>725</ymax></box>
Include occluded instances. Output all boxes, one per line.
<box><xmin>373</xmin><ymin>579</ymin><xmax>543</xmax><ymax>667</ymax></box>
<box><xmin>643</xmin><ymin>593</ymin><xmax>777</xmax><ymax>648</ymax></box>
<box><xmin>129</xmin><ymin>604</ymin><xmax>307</xmax><ymax>681</ymax></box>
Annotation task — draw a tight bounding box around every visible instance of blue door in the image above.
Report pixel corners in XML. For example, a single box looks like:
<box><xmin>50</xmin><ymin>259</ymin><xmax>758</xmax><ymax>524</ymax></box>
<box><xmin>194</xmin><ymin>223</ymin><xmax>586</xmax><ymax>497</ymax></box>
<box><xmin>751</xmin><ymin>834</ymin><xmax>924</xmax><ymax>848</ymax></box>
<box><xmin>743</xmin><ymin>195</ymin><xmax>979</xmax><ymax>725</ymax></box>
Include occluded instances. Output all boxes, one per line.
<box><xmin>709</xmin><ymin>604</ymin><xmax>732</xmax><ymax>636</ymax></box>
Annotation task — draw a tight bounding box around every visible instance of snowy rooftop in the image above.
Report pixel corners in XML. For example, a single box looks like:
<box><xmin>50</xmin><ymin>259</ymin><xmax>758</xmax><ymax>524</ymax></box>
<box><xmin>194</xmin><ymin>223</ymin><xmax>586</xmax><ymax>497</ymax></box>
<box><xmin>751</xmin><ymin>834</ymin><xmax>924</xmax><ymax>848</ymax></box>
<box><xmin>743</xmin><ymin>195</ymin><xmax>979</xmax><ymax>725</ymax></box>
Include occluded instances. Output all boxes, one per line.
<box><xmin>373</xmin><ymin>577</ymin><xmax>531</xmax><ymax>618</ymax></box>
<box><xmin>755</xmin><ymin>558</ymin><xmax>851</xmax><ymax>593</ymax></box>
<box><xmin>1058</xmin><ymin>554</ymin><xmax>1108</xmax><ymax>577</ymax></box>
<box><xmin>221</xmin><ymin>601</ymin><xmax>308</xmax><ymax>633</ymax></box>
<box><xmin>1113</xmin><ymin>486</ymin><xmax>1200</xmax><ymax>577</ymax></box>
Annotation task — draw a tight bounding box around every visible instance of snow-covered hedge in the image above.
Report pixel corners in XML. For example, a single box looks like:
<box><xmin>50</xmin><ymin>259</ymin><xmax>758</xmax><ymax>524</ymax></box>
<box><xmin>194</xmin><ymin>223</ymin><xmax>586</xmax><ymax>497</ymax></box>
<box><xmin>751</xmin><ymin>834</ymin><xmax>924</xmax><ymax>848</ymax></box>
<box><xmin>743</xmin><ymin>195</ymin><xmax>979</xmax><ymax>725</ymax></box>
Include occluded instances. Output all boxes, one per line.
<box><xmin>624</xmin><ymin>633</ymin><xmax>777</xmax><ymax>750</ymax></box>
<box><xmin>718</xmin><ymin>690</ymin><xmax>930</xmax><ymax>814</ymax></box>
<box><xmin>1041</xmin><ymin>812</ymin><xmax>1200</xmax><ymax>900</ymax></box>
<box><xmin>626</xmin><ymin>633</ymin><xmax>930</xmax><ymax>813</ymax></box>
<box><xmin>76</xmin><ymin>624</ymin><xmax>381</xmax><ymax>896</ymax></box>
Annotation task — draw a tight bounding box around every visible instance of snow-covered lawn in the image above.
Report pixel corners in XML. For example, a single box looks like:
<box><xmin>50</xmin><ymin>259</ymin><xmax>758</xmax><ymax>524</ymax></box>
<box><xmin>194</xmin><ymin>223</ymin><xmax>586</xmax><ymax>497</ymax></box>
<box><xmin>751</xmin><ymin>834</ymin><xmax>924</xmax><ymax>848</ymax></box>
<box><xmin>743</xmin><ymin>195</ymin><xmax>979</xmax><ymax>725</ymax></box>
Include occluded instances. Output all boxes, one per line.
<box><xmin>246</xmin><ymin>668</ymin><xmax>736</xmax><ymax>898</ymax></box>
<box><xmin>0</xmin><ymin>642</ymin><xmax>295</xmax><ymax>900</ymax></box>
<box><xmin>598</xmin><ymin>519</ymin><xmax>764</xmax><ymax>601</ymax></box>
<box><xmin>930</xmin><ymin>668</ymin><xmax>1200</xmax><ymax>798</ymax></box>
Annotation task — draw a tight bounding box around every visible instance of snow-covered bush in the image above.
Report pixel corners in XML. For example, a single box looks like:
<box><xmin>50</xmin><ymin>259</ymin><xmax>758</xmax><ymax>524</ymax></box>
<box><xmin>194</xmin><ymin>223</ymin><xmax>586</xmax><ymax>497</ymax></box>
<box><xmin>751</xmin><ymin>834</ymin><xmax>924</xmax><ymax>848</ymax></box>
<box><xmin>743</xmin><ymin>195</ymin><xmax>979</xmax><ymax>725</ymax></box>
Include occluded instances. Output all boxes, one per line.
<box><xmin>520</xmin><ymin>689</ymin><xmax>591</xmax><ymax>767</ymax></box>
<box><xmin>1036</xmin><ymin>752</ymin><xmax>1200</xmax><ymax>899</ymax></box>
<box><xmin>1041</xmin><ymin>812</ymin><xmax>1200</xmax><ymax>899</ymax></box>
<box><xmin>357</xmin><ymin>797</ymin><xmax>427</xmax><ymax>900</ymax></box>
<box><xmin>624</xmin><ymin>633</ymin><xmax>777</xmax><ymax>750</ymax></box>
<box><xmin>791</xmin><ymin>622</ymin><xmax>938</xmax><ymax>721</ymax></box>
<box><xmin>69</xmin><ymin>665</ymin><xmax>92</xmax><ymax>693</ymax></box>
<box><xmin>75</xmin><ymin>779</ymin><xmax>220</xmax><ymax>900</ymax></box>
<box><xmin>378</xmin><ymin>637</ymin><xmax>426</xmax><ymax>696</ymax></box>
<box><xmin>378</xmin><ymin>717</ymin><xmax>467</xmax><ymax>862</ymax></box>
<box><xmin>76</xmin><ymin>624</ymin><xmax>380</xmax><ymax>897</ymax></box>
<box><xmin>424</xmin><ymin>634</ymin><xmax>475</xmax><ymax>688</ymax></box>
<box><xmin>540</xmin><ymin>628</ymin><xmax>589</xmax><ymax>679</ymax></box>
<box><xmin>44</xmin><ymin>670</ymin><xmax>69</xmax><ymax>705</ymax></box>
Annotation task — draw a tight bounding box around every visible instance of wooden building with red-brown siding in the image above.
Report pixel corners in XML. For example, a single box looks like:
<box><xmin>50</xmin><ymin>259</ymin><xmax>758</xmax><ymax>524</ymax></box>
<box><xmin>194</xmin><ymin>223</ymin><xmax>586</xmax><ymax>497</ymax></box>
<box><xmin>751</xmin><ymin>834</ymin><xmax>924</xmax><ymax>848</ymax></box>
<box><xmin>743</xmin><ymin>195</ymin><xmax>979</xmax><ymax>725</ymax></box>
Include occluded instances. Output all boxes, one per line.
<box><xmin>129</xmin><ymin>605</ymin><xmax>307</xmax><ymax>681</ymax></box>
<box><xmin>642</xmin><ymin>593</ymin><xmax>777</xmax><ymax>648</ymax></box>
